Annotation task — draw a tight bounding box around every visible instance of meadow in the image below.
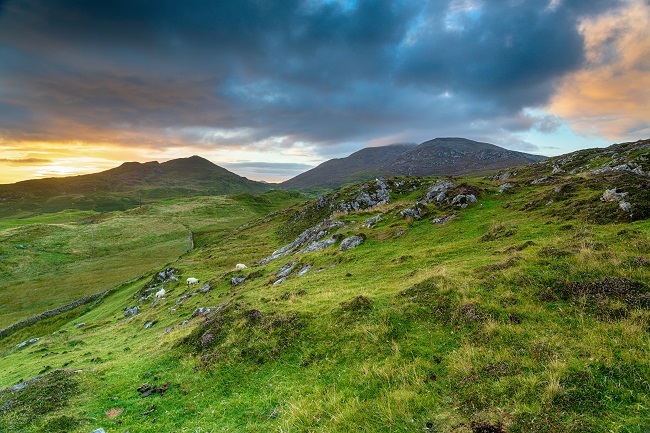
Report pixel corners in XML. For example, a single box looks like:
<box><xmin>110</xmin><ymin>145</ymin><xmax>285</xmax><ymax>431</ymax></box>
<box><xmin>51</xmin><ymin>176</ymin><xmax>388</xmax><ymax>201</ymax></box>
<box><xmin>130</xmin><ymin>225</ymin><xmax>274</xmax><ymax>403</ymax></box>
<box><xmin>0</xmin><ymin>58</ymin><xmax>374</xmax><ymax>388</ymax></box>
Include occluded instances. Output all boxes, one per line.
<box><xmin>0</xmin><ymin>143</ymin><xmax>649</xmax><ymax>432</ymax></box>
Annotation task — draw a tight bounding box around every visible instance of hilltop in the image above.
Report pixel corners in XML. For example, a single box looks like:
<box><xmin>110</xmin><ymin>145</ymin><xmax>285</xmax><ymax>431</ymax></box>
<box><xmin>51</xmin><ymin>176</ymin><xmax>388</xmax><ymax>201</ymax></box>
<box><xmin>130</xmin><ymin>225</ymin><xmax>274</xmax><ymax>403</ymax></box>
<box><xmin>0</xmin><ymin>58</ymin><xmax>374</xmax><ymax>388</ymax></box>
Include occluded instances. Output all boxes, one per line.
<box><xmin>0</xmin><ymin>138</ymin><xmax>648</xmax><ymax>432</ymax></box>
<box><xmin>0</xmin><ymin>155</ymin><xmax>271</xmax><ymax>217</ymax></box>
<box><xmin>282</xmin><ymin>137</ymin><xmax>544</xmax><ymax>191</ymax></box>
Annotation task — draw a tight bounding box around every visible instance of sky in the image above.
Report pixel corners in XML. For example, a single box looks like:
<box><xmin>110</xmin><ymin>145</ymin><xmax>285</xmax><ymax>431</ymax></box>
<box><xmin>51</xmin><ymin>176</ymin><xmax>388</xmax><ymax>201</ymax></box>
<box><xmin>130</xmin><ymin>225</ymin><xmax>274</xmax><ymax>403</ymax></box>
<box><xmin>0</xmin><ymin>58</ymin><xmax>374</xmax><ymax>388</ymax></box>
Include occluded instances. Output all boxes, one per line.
<box><xmin>0</xmin><ymin>0</ymin><xmax>648</xmax><ymax>184</ymax></box>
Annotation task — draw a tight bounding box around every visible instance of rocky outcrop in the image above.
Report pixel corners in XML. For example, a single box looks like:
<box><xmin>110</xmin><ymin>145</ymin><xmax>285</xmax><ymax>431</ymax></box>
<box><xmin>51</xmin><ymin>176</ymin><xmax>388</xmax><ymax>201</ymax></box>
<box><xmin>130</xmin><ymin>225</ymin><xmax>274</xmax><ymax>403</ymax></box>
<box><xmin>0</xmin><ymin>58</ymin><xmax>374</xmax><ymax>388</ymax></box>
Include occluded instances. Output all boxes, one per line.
<box><xmin>259</xmin><ymin>218</ymin><xmax>344</xmax><ymax>265</ymax></box>
<box><xmin>451</xmin><ymin>194</ymin><xmax>477</xmax><ymax>208</ymax></box>
<box><xmin>231</xmin><ymin>276</ymin><xmax>245</xmax><ymax>286</ymax></box>
<box><xmin>363</xmin><ymin>213</ymin><xmax>383</xmax><ymax>228</ymax></box>
<box><xmin>340</xmin><ymin>235</ymin><xmax>365</xmax><ymax>252</ymax></box>
<box><xmin>425</xmin><ymin>180</ymin><xmax>454</xmax><ymax>203</ymax></box>
<box><xmin>400</xmin><ymin>203</ymin><xmax>428</xmax><ymax>220</ymax></box>
<box><xmin>124</xmin><ymin>306</ymin><xmax>139</xmax><ymax>317</ymax></box>
<box><xmin>601</xmin><ymin>188</ymin><xmax>632</xmax><ymax>213</ymax></box>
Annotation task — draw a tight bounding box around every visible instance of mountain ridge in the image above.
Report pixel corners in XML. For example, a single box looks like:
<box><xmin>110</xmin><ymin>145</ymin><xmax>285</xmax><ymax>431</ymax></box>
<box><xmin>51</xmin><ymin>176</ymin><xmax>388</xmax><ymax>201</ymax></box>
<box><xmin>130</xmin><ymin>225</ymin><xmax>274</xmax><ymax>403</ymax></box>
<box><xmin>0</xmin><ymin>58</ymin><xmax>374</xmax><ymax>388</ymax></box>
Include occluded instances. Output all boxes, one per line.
<box><xmin>0</xmin><ymin>155</ymin><xmax>270</xmax><ymax>216</ymax></box>
<box><xmin>281</xmin><ymin>137</ymin><xmax>545</xmax><ymax>190</ymax></box>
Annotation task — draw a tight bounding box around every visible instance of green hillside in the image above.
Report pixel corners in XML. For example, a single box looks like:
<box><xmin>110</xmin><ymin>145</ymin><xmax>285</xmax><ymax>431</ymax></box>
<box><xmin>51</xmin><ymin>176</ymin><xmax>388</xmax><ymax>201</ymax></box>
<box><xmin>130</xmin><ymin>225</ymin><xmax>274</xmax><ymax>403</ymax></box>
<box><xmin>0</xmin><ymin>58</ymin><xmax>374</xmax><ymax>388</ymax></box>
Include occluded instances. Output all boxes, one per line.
<box><xmin>0</xmin><ymin>139</ymin><xmax>649</xmax><ymax>432</ymax></box>
<box><xmin>0</xmin><ymin>156</ymin><xmax>272</xmax><ymax>218</ymax></box>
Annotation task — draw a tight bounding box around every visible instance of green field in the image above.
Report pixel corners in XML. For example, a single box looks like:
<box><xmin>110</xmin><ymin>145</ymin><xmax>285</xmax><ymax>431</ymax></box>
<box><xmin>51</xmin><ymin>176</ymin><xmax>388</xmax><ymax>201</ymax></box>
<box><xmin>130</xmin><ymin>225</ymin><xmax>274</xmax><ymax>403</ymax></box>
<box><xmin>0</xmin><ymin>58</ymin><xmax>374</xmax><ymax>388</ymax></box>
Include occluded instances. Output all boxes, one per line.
<box><xmin>0</xmin><ymin>144</ymin><xmax>649</xmax><ymax>432</ymax></box>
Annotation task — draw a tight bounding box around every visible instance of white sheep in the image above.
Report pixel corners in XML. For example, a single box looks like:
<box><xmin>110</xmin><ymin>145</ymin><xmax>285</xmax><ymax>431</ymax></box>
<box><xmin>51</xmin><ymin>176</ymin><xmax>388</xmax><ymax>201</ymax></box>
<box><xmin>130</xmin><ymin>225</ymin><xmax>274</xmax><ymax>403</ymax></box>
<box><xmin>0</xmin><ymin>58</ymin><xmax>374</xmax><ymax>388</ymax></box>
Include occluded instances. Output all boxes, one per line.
<box><xmin>235</xmin><ymin>263</ymin><xmax>247</xmax><ymax>269</ymax></box>
<box><xmin>155</xmin><ymin>288</ymin><xmax>165</xmax><ymax>299</ymax></box>
<box><xmin>186</xmin><ymin>277</ymin><xmax>199</xmax><ymax>286</ymax></box>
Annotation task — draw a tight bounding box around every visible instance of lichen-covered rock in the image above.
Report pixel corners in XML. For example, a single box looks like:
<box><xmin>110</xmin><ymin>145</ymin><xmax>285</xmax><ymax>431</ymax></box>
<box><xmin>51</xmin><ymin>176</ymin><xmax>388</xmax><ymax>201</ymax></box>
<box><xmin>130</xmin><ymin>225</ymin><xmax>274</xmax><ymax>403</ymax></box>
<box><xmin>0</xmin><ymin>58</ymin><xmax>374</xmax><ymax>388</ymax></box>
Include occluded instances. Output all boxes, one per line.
<box><xmin>619</xmin><ymin>201</ymin><xmax>632</xmax><ymax>212</ymax></box>
<box><xmin>276</xmin><ymin>262</ymin><xmax>297</xmax><ymax>278</ymax></box>
<box><xmin>364</xmin><ymin>213</ymin><xmax>383</xmax><ymax>228</ymax></box>
<box><xmin>425</xmin><ymin>180</ymin><xmax>454</xmax><ymax>203</ymax></box>
<box><xmin>601</xmin><ymin>188</ymin><xmax>628</xmax><ymax>202</ymax></box>
<box><xmin>123</xmin><ymin>306</ymin><xmax>139</xmax><ymax>317</ymax></box>
<box><xmin>498</xmin><ymin>183</ymin><xmax>512</xmax><ymax>193</ymax></box>
<box><xmin>231</xmin><ymin>276</ymin><xmax>245</xmax><ymax>286</ymax></box>
<box><xmin>297</xmin><ymin>264</ymin><xmax>312</xmax><ymax>276</ymax></box>
<box><xmin>259</xmin><ymin>218</ymin><xmax>344</xmax><ymax>265</ymax></box>
<box><xmin>400</xmin><ymin>203</ymin><xmax>428</xmax><ymax>220</ymax></box>
<box><xmin>431</xmin><ymin>214</ymin><xmax>457</xmax><ymax>225</ymax></box>
<box><xmin>302</xmin><ymin>236</ymin><xmax>337</xmax><ymax>253</ymax></box>
<box><xmin>340</xmin><ymin>235</ymin><xmax>365</xmax><ymax>252</ymax></box>
<box><xmin>16</xmin><ymin>337</ymin><xmax>40</xmax><ymax>348</ymax></box>
<box><xmin>451</xmin><ymin>194</ymin><xmax>477</xmax><ymax>208</ymax></box>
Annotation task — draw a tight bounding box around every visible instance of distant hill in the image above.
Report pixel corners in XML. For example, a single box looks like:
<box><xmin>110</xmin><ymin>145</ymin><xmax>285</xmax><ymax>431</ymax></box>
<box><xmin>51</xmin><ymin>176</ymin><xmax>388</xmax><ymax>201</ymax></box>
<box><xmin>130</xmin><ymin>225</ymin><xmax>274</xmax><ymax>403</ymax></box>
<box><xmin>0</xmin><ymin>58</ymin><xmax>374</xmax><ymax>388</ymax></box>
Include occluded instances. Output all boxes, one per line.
<box><xmin>281</xmin><ymin>143</ymin><xmax>416</xmax><ymax>190</ymax></box>
<box><xmin>281</xmin><ymin>137</ymin><xmax>545</xmax><ymax>190</ymax></box>
<box><xmin>0</xmin><ymin>156</ymin><xmax>271</xmax><ymax>216</ymax></box>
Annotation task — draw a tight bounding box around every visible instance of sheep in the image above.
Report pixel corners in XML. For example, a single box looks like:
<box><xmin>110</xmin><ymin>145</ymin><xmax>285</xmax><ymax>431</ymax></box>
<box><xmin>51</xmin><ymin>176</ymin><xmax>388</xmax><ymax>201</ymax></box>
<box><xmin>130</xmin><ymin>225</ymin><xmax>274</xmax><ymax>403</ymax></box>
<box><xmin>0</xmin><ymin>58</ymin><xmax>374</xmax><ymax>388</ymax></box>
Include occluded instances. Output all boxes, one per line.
<box><xmin>186</xmin><ymin>277</ymin><xmax>199</xmax><ymax>286</ymax></box>
<box><xmin>155</xmin><ymin>288</ymin><xmax>165</xmax><ymax>299</ymax></box>
<box><xmin>235</xmin><ymin>263</ymin><xmax>247</xmax><ymax>269</ymax></box>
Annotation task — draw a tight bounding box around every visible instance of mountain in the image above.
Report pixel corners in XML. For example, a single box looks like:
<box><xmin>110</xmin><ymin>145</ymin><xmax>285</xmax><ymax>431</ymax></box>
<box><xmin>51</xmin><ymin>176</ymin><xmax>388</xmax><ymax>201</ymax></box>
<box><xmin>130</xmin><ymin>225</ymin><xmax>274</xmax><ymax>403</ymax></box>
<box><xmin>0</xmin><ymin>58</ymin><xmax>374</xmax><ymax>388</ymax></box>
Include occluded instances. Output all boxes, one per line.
<box><xmin>382</xmin><ymin>137</ymin><xmax>546</xmax><ymax>176</ymax></box>
<box><xmin>281</xmin><ymin>143</ymin><xmax>416</xmax><ymax>190</ymax></box>
<box><xmin>282</xmin><ymin>137</ymin><xmax>545</xmax><ymax>190</ymax></box>
<box><xmin>0</xmin><ymin>155</ymin><xmax>271</xmax><ymax>216</ymax></box>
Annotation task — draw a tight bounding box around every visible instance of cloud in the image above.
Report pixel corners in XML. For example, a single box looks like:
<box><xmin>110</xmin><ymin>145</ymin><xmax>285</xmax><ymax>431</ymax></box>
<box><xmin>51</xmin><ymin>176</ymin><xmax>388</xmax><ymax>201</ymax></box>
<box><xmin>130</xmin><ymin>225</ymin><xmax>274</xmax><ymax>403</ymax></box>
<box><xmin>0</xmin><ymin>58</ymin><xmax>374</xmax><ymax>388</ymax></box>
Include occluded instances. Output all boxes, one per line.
<box><xmin>0</xmin><ymin>157</ymin><xmax>51</xmax><ymax>164</ymax></box>
<box><xmin>0</xmin><ymin>0</ymin><xmax>641</xmax><ymax>178</ymax></box>
<box><xmin>548</xmin><ymin>1</ymin><xmax>650</xmax><ymax>140</ymax></box>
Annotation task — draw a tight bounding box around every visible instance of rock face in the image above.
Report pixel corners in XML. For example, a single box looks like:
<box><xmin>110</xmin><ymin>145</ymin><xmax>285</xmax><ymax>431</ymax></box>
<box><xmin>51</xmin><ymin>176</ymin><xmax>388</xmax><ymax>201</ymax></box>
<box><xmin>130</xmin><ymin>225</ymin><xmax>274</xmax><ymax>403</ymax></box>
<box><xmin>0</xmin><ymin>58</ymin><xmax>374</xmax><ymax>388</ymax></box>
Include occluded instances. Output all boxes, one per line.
<box><xmin>340</xmin><ymin>235</ymin><xmax>365</xmax><ymax>252</ymax></box>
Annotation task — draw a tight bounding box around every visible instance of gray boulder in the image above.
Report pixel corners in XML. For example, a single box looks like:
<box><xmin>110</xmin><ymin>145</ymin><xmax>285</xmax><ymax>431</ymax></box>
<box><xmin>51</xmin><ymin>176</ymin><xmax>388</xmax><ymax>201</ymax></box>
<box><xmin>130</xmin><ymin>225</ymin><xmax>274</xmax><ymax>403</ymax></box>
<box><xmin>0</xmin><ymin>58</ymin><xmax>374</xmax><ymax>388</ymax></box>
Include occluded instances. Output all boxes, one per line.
<box><xmin>276</xmin><ymin>262</ymin><xmax>297</xmax><ymax>278</ymax></box>
<box><xmin>425</xmin><ymin>180</ymin><xmax>454</xmax><ymax>203</ymax></box>
<box><xmin>124</xmin><ymin>306</ymin><xmax>139</xmax><ymax>317</ymax></box>
<box><xmin>340</xmin><ymin>235</ymin><xmax>365</xmax><ymax>252</ymax></box>
<box><xmin>451</xmin><ymin>194</ymin><xmax>477</xmax><ymax>208</ymax></box>
<box><xmin>363</xmin><ymin>213</ymin><xmax>383</xmax><ymax>228</ymax></box>
<box><xmin>601</xmin><ymin>189</ymin><xmax>628</xmax><ymax>202</ymax></box>
<box><xmin>431</xmin><ymin>214</ymin><xmax>457</xmax><ymax>225</ymax></box>
<box><xmin>619</xmin><ymin>201</ymin><xmax>632</xmax><ymax>212</ymax></box>
<box><xmin>231</xmin><ymin>276</ymin><xmax>245</xmax><ymax>286</ymax></box>
<box><xmin>498</xmin><ymin>183</ymin><xmax>512</xmax><ymax>193</ymax></box>
<box><xmin>297</xmin><ymin>264</ymin><xmax>312</xmax><ymax>276</ymax></box>
<box><xmin>302</xmin><ymin>236</ymin><xmax>337</xmax><ymax>253</ymax></box>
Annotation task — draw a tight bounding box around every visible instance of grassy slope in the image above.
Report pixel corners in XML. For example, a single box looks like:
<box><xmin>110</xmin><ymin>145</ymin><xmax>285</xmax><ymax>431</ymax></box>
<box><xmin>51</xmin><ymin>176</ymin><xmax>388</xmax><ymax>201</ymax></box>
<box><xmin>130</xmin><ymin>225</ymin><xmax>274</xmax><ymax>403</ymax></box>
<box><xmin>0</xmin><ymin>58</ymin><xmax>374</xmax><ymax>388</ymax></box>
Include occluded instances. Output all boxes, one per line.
<box><xmin>1</xmin><ymin>144</ymin><xmax>649</xmax><ymax>432</ymax></box>
<box><xmin>0</xmin><ymin>191</ymin><xmax>302</xmax><ymax>329</ymax></box>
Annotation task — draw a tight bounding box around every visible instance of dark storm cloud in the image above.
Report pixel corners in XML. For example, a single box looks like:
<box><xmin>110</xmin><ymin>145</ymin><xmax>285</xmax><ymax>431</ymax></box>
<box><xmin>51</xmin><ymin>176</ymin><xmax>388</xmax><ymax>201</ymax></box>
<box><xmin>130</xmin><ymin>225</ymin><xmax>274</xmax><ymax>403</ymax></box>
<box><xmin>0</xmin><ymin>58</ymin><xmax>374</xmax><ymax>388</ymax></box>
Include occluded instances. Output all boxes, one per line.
<box><xmin>0</xmin><ymin>0</ymin><xmax>628</xmax><ymax>154</ymax></box>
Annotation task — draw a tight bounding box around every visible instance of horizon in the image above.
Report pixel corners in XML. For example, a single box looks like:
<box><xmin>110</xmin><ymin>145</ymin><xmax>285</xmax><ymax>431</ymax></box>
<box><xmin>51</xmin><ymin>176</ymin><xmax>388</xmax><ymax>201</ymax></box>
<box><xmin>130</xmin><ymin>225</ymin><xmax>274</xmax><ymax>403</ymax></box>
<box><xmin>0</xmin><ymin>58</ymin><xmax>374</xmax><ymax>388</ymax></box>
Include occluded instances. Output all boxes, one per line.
<box><xmin>1</xmin><ymin>1</ymin><xmax>648</xmax><ymax>184</ymax></box>
<box><xmin>0</xmin><ymin>135</ymin><xmax>575</xmax><ymax>186</ymax></box>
